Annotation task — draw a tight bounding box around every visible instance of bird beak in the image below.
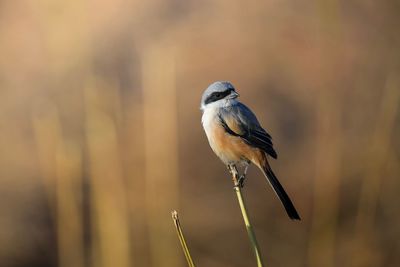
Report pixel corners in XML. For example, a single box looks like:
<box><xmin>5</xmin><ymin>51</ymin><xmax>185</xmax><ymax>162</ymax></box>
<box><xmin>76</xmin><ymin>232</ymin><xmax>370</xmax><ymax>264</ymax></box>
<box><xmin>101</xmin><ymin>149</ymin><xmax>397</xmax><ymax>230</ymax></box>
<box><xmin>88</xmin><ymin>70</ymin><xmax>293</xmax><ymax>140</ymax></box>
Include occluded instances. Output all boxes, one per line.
<box><xmin>230</xmin><ymin>91</ymin><xmax>239</xmax><ymax>99</ymax></box>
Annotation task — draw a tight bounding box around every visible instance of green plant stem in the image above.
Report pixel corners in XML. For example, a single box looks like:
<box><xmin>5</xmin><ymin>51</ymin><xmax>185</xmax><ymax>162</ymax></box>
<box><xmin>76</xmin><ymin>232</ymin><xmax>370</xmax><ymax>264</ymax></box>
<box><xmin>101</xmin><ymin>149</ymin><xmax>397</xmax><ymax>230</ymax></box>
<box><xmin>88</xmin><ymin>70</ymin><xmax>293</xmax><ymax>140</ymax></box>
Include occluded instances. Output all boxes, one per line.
<box><xmin>231</xmin><ymin>168</ymin><xmax>265</xmax><ymax>267</ymax></box>
<box><xmin>171</xmin><ymin>210</ymin><xmax>196</xmax><ymax>267</ymax></box>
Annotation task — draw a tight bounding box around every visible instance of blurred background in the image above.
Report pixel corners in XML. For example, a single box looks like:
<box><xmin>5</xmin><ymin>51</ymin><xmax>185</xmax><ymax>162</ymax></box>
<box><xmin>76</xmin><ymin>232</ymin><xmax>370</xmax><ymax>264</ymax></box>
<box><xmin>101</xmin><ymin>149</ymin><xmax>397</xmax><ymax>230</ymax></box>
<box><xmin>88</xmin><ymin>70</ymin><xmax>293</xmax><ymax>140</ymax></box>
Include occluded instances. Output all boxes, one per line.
<box><xmin>0</xmin><ymin>0</ymin><xmax>399</xmax><ymax>267</ymax></box>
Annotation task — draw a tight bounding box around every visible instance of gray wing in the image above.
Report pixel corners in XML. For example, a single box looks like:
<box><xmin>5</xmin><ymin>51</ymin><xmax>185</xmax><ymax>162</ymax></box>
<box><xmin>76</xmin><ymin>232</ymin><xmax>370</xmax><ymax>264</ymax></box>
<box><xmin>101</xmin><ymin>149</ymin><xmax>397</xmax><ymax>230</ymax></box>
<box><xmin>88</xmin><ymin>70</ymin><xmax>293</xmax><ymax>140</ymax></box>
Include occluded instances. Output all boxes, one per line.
<box><xmin>218</xmin><ymin>102</ymin><xmax>277</xmax><ymax>159</ymax></box>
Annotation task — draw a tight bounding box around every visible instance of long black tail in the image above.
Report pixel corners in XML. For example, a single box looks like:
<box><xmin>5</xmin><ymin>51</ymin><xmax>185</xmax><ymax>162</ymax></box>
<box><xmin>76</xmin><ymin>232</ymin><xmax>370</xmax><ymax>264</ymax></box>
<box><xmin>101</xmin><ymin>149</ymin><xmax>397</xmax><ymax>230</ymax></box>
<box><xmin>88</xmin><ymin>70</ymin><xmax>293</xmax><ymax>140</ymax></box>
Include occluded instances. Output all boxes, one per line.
<box><xmin>261</xmin><ymin>163</ymin><xmax>301</xmax><ymax>220</ymax></box>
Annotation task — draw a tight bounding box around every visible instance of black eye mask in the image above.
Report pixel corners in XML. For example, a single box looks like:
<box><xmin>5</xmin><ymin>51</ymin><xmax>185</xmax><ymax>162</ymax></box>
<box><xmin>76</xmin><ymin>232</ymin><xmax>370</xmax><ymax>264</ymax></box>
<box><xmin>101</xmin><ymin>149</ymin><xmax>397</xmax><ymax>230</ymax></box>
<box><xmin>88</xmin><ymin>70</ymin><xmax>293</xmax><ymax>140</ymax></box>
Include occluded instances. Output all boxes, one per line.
<box><xmin>205</xmin><ymin>88</ymin><xmax>234</xmax><ymax>105</ymax></box>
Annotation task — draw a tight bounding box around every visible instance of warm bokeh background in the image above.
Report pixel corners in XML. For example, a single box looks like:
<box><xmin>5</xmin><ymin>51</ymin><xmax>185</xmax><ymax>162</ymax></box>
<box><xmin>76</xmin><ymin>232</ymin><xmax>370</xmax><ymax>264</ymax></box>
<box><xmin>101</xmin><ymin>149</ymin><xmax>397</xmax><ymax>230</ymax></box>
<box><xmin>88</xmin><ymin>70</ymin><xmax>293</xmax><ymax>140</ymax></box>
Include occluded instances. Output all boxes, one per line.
<box><xmin>1</xmin><ymin>1</ymin><xmax>399</xmax><ymax>267</ymax></box>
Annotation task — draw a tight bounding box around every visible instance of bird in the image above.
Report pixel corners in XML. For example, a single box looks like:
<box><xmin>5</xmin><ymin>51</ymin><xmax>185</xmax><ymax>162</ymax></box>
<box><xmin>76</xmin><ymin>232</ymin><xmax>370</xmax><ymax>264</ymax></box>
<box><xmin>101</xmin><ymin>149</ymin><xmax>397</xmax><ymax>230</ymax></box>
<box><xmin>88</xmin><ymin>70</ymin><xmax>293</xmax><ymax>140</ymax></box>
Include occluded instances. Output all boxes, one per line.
<box><xmin>200</xmin><ymin>81</ymin><xmax>300</xmax><ymax>220</ymax></box>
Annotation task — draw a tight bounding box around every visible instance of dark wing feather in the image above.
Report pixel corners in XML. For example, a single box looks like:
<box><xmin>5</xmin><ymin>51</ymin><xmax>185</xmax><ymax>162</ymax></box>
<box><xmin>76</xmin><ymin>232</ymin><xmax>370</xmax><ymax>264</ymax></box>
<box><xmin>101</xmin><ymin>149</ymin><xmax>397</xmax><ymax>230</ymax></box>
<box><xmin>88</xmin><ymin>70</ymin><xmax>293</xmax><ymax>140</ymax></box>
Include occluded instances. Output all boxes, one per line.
<box><xmin>219</xmin><ymin>103</ymin><xmax>278</xmax><ymax>159</ymax></box>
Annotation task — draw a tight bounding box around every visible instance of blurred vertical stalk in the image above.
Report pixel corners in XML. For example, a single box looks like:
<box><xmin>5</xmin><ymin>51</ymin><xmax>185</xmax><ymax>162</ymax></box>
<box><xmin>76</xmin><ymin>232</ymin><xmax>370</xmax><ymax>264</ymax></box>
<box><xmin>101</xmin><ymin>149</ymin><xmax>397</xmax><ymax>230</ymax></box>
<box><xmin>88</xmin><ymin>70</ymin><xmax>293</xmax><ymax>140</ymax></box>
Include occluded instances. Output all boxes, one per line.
<box><xmin>124</xmin><ymin>77</ymin><xmax>148</xmax><ymax>266</ymax></box>
<box><xmin>55</xmin><ymin>140</ymin><xmax>85</xmax><ymax>267</ymax></box>
<box><xmin>33</xmin><ymin>104</ymin><xmax>85</xmax><ymax>267</ymax></box>
<box><xmin>32</xmin><ymin>102</ymin><xmax>63</xmax><ymax>217</ymax></box>
<box><xmin>308</xmin><ymin>1</ymin><xmax>342</xmax><ymax>267</ymax></box>
<box><xmin>308</xmin><ymin>94</ymin><xmax>341</xmax><ymax>267</ymax></box>
<box><xmin>141</xmin><ymin>41</ymin><xmax>181</xmax><ymax>267</ymax></box>
<box><xmin>85</xmin><ymin>78</ymin><xmax>131</xmax><ymax>267</ymax></box>
<box><xmin>352</xmin><ymin>73</ymin><xmax>399</xmax><ymax>266</ymax></box>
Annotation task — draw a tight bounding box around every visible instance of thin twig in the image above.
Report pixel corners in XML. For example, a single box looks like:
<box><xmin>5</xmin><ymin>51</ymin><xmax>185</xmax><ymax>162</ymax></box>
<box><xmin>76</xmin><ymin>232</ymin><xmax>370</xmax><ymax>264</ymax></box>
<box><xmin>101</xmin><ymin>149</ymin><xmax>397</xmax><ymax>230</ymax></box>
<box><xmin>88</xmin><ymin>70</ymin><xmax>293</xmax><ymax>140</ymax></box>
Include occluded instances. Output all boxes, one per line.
<box><xmin>230</xmin><ymin>166</ymin><xmax>265</xmax><ymax>267</ymax></box>
<box><xmin>171</xmin><ymin>210</ymin><xmax>196</xmax><ymax>267</ymax></box>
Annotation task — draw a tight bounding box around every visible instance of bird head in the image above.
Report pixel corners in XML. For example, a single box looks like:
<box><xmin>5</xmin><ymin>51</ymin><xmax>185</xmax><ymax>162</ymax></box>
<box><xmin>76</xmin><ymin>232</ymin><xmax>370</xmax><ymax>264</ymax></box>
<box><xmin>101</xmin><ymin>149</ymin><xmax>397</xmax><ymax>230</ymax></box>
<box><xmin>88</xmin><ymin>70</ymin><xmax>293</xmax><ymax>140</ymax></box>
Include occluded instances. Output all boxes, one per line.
<box><xmin>200</xmin><ymin>81</ymin><xmax>239</xmax><ymax>110</ymax></box>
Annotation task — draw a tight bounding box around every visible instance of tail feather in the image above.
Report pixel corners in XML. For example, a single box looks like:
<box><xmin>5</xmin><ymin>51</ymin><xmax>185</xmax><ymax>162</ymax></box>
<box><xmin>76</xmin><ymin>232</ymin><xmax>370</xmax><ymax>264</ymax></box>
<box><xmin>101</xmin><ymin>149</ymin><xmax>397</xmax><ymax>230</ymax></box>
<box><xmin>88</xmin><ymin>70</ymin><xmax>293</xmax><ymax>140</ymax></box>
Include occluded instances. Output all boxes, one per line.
<box><xmin>261</xmin><ymin>162</ymin><xmax>301</xmax><ymax>220</ymax></box>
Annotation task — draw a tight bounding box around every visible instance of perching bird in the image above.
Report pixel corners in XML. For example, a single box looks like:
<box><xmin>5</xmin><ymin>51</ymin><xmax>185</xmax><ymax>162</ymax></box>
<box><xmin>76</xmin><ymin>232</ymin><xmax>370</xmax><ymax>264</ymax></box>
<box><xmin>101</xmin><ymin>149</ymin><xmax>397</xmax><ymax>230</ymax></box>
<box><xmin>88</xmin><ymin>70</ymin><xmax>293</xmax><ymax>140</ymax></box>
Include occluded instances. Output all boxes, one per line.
<box><xmin>201</xmin><ymin>81</ymin><xmax>300</xmax><ymax>220</ymax></box>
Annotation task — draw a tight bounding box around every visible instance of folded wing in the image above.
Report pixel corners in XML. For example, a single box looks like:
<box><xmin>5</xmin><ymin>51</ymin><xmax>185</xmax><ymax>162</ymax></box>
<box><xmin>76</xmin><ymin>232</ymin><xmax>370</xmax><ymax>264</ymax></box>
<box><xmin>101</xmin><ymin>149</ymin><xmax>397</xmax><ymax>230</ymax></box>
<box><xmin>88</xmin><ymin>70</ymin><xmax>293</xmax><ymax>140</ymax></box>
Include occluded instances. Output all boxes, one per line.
<box><xmin>218</xmin><ymin>103</ymin><xmax>277</xmax><ymax>159</ymax></box>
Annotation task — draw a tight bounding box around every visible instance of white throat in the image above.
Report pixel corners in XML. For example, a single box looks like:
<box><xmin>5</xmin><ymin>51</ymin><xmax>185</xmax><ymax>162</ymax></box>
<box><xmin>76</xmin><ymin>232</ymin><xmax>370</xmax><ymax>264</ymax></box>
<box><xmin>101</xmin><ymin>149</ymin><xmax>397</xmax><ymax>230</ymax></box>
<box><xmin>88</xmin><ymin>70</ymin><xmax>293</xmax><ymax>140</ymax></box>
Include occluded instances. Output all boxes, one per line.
<box><xmin>201</xmin><ymin>99</ymin><xmax>238</xmax><ymax>130</ymax></box>
<box><xmin>201</xmin><ymin>98</ymin><xmax>238</xmax><ymax>112</ymax></box>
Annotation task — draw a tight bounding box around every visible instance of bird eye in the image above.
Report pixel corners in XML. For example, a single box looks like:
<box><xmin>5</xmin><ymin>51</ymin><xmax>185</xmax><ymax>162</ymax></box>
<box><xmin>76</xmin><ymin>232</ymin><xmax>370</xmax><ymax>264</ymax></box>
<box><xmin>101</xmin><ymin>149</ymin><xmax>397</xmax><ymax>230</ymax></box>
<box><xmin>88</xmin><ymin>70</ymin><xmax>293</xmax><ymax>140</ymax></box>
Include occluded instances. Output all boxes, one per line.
<box><xmin>215</xmin><ymin>93</ymin><xmax>221</xmax><ymax>98</ymax></box>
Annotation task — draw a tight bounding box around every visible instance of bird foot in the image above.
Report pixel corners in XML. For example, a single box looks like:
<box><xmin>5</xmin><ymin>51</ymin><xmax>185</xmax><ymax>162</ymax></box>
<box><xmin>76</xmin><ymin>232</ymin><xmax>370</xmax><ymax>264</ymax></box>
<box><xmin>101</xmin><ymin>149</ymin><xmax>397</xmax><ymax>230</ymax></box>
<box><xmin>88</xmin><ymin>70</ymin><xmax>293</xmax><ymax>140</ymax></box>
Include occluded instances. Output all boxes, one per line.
<box><xmin>236</xmin><ymin>175</ymin><xmax>245</xmax><ymax>188</ymax></box>
<box><xmin>227</xmin><ymin>164</ymin><xmax>245</xmax><ymax>188</ymax></box>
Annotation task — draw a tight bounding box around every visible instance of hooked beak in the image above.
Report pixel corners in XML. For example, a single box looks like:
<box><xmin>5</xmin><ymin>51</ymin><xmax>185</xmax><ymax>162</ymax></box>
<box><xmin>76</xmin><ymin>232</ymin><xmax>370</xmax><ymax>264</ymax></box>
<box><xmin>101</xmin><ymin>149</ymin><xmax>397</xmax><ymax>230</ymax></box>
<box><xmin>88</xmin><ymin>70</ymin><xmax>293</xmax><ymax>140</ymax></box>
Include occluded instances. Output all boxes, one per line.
<box><xmin>230</xmin><ymin>91</ymin><xmax>239</xmax><ymax>99</ymax></box>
